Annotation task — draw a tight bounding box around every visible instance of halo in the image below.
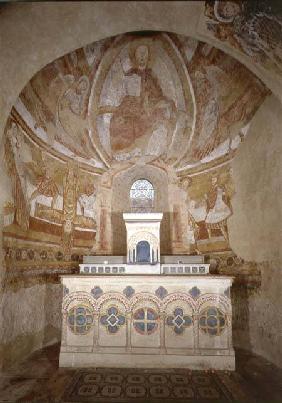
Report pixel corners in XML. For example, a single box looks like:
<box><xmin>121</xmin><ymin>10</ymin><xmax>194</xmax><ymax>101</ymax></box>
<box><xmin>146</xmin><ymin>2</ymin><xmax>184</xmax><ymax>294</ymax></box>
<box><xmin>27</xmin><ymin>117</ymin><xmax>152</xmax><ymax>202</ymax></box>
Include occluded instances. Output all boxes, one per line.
<box><xmin>128</xmin><ymin>39</ymin><xmax>154</xmax><ymax>69</ymax></box>
<box><xmin>214</xmin><ymin>0</ymin><xmax>240</xmax><ymax>23</ymax></box>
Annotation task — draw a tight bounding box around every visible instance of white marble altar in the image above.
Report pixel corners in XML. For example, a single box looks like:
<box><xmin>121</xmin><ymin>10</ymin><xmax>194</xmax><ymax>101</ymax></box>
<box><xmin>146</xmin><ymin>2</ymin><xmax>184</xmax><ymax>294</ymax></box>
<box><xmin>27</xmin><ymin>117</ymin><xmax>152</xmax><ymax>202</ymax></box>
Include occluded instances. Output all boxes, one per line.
<box><xmin>59</xmin><ymin>213</ymin><xmax>235</xmax><ymax>370</ymax></box>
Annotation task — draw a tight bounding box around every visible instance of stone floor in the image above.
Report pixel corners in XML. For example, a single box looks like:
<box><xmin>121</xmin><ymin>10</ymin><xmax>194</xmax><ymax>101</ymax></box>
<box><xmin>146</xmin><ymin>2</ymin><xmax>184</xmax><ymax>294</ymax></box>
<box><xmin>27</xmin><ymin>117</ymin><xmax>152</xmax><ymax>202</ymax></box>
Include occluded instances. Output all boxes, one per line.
<box><xmin>0</xmin><ymin>344</ymin><xmax>281</xmax><ymax>402</ymax></box>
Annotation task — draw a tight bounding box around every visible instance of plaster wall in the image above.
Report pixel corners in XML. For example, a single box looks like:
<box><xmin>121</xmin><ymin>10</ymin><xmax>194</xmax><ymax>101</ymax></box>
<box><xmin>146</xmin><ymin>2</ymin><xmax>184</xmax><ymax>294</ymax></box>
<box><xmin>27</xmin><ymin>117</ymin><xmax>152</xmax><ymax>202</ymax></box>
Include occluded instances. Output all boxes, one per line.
<box><xmin>229</xmin><ymin>94</ymin><xmax>282</xmax><ymax>368</ymax></box>
<box><xmin>0</xmin><ymin>139</ymin><xmax>63</xmax><ymax>370</ymax></box>
<box><xmin>0</xmin><ymin>283</ymin><xmax>61</xmax><ymax>369</ymax></box>
<box><xmin>0</xmin><ymin>2</ymin><xmax>282</xmax><ymax>371</ymax></box>
<box><xmin>0</xmin><ymin>150</ymin><xmax>12</xmax><ymax>293</ymax></box>
<box><xmin>0</xmin><ymin>1</ymin><xmax>200</xmax><ymax>143</ymax></box>
<box><xmin>111</xmin><ymin>165</ymin><xmax>171</xmax><ymax>255</ymax></box>
<box><xmin>0</xmin><ymin>0</ymin><xmax>282</xmax><ymax>149</ymax></box>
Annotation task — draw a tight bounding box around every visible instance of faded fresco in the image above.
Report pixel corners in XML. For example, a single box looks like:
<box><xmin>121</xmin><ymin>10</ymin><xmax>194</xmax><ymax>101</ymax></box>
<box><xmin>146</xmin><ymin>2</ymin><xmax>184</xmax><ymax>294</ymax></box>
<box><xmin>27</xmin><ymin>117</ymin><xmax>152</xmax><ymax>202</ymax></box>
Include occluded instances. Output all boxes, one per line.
<box><xmin>3</xmin><ymin>119</ymin><xmax>99</xmax><ymax>285</ymax></box>
<box><xmin>203</xmin><ymin>1</ymin><xmax>282</xmax><ymax>76</ymax></box>
<box><xmin>180</xmin><ymin>166</ymin><xmax>234</xmax><ymax>255</ymax></box>
<box><xmin>89</xmin><ymin>35</ymin><xmax>194</xmax><ymax>165</ymax></box>
<box><xmin>2</xmin><ymin>32</ymin><xmax>269</xmax><ymax>285</ymax></box>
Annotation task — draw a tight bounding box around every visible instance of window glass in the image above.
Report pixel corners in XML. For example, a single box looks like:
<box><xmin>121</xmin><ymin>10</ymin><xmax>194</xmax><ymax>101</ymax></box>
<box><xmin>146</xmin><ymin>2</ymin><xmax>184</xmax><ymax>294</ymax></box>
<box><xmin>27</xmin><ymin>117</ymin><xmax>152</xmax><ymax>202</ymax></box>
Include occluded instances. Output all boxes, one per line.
<box><xmin>130</xmin><ymin>179</ymin><xmax>154</xmax><ymax>212</ymax></box>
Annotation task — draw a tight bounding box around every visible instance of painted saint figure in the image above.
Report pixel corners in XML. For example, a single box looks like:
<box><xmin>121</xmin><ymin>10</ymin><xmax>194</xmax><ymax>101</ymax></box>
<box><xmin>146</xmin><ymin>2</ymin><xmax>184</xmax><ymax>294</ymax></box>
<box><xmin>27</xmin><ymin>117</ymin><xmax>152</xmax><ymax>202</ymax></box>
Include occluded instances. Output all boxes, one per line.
<box><xmin>205</xmin><ymin>176</ymin><xmax>232</xmax><ymax>241</ymax></box>
<box><xmin>187</xmin><ymin>199</ymin><xmax>207</xmax><ymax>254</ymax></box>
<box><xmin>57</xmin><ymin>75</ymin><xmax>93</xmax><ymax>159</ymax></box>
<box><xmin>78</xmin><ymin>184</ymin><xmax>96</xmax><ymax>220</ymax></box>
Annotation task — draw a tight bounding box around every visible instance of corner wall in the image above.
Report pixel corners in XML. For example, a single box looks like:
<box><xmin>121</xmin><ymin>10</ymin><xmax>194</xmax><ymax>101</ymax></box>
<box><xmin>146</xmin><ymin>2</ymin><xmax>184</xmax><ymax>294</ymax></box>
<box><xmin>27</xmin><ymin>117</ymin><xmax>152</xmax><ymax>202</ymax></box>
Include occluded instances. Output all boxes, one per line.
<box><xmin>0</xmin><ymin>283</ymin><xmax>61</xmax><ymax>369</ymax></box>
<box><xmin>0</xmin><ymin>149</ymin><xmax>62</xmax><ymax>371</ymax></box>
<box><xmin>229</xmin><ymin>94</ymin><xmax>282</xmax><ymax>368</ymax></box>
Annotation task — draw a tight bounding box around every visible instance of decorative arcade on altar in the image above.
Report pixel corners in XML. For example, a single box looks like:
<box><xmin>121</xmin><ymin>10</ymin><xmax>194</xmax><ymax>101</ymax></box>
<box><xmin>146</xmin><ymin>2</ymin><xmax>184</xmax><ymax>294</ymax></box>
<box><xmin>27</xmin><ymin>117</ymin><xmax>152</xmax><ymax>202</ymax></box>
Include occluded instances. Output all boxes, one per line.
<box><xmin>59</xmin><ymin>213</ymin><xmax>235</xmax><ymax>370</ymax></box>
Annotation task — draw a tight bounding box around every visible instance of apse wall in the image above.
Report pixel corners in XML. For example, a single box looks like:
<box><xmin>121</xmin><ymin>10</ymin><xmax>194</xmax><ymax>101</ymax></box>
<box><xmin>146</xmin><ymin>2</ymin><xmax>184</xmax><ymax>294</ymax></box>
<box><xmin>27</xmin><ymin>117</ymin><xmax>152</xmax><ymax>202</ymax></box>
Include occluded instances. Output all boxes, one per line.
<box><xmin>0</xmin><ymin>151</ymin><xmax>62</xmax><ymax>368</ymax></box>
<box><xmin>229</xmin><ymin>94</ymin><xmax>282</xmax><ymax>368</ymax></box>
<box><xmin>111</xmin><ymin>165</ymin><xmax>171</xmax><ymax>255</ymax></box>
<box><xmin>0</xmin><ymin>1</ymin><xmax>282</xmax><ymax>370</ymax></box>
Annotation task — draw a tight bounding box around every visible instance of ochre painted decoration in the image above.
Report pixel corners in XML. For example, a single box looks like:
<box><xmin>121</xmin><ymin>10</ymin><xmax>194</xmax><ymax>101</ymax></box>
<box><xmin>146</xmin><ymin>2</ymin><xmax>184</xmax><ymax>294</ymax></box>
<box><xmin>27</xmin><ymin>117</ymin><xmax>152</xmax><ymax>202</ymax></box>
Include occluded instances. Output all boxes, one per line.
<box><xmin>2</xmin><ymin>32</ymin><xmax>269</xmax><ymax>282</ymax></box>
<box><xmin>203</xmin><ymin>1</ymin><xmax>282</xmax><ymax>77</ymax></box>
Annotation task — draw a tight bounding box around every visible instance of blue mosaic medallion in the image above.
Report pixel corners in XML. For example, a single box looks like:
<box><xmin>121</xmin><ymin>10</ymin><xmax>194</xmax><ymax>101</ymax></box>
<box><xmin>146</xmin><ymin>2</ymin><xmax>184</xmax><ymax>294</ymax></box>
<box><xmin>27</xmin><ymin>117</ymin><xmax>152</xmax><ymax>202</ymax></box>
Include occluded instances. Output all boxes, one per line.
<box><xmin>133</xmin><ymin>308</ymin><xmax>159</xmax><ymax>335</ymax></box>
<box><xmin>199</xmin><ymin>306</ymin><xmax>227</xmax><ymax>336</ymax></box>
<box><xmin>155</xmin><ymin>286</ymin><xmax>168</xmax><ymax>300</ymax></box>
<box><xmin>91</xmin><ymin>286</ymin><xmax>103</xmax><ymax>299</ymax></box>
<box><xmin>166</xmin><ymin>308</ymin><xmax>193</xmax><ymax>334</ymax></box>
<box><xmin>67</xmin><ymin>305</ymin><xmax>93</xmax><ymax>335</ymax></box>
<box><xmin>100</xmin><ymin>307</ymin><xmax>126</xmax><ymax>334</ymax></box>
<box><xmin>123</xmin><ymin>286</ymin><xmax>135</xmax><ymax>299</ymax></box>
<box><xmin>189</xmin><ymin>286</ymin><xmax>201</xmax><ymax>298</ymax></box>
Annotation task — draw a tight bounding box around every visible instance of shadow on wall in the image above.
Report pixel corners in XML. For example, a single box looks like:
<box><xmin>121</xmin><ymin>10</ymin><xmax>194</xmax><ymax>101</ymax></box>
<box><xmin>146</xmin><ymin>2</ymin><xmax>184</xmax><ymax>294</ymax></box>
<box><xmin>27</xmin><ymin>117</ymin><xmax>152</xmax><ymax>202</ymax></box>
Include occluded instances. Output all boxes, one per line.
<box><xmin>111</xmin><ymin>212</ymin><xmax>127</xmax><ymax>255</ymax></box>
<box><xmin>42</xmin><ymin>283</ymin><xmax>63</xmax><ymax>348</ymax></box>
<box><xmin>232</xmin><ymin>285</ymin><xmax>252</xmax><ymax>352</ymax></box>
<box><xmin>207</xmin><ymin>254</ymin><xmax>263</xmax><ymax>355</ymax></box>
<box><xmin>0</xmin><ymin>282</ymin><xmax>63</xmax><ymax>370</ymax></box>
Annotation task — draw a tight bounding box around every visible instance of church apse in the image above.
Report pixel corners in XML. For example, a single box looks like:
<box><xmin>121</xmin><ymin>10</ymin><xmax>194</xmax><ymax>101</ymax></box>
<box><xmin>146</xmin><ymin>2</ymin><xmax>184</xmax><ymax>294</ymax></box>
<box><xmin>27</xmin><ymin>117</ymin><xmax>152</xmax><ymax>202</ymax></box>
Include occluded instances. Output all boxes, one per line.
<box><xmin>1</xmin><ymin>31</ymin><xmax>269</xmax><ymax>288</ymax></box>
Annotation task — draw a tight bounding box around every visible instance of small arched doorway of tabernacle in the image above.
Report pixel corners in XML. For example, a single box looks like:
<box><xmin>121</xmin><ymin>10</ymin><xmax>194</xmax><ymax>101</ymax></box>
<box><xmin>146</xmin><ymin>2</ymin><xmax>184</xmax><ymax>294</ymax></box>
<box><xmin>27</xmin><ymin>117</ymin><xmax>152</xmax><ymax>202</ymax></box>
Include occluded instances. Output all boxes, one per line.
<box><xmin>136</xmin><ymin>240</ymin><xmax>151</xmax><ymax>263</ymax></box>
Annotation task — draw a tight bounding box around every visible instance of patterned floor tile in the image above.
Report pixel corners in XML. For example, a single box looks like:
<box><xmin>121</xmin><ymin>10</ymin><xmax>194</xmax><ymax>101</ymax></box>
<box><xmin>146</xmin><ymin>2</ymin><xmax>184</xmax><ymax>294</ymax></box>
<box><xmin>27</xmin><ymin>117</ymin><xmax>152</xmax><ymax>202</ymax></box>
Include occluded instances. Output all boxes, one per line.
<box><xmin>1</xmin><ymin>345</ymin><xmax>282</xmax><ymax>402</ymax></box>
<box><xmin>62</xmin><ymin>369</ymin><xmax>234</xmax><ymax>402</ymax></box>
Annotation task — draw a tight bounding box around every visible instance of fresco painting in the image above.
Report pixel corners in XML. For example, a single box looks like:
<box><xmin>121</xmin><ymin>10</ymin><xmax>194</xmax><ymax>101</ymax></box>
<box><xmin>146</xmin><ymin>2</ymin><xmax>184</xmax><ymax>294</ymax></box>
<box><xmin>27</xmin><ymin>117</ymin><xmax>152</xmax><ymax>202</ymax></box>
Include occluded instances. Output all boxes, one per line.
<box><xmin>203</xmin><ymin>1</ymin><xmax>282</xmax><ymax>76</ymax></box>
<box><xmin>181</xmin><ymin>165</ymin><xmax>234</xmax><ymax>254</ymax></box>
<box><xmin>90</xmin><ymin>34</ymin><xmax>194</xmax><ymax>165</ymax></box>
<box><xmin>2</xmin><ymin>32</ymin><xmax>270</xmax><ymax>282</ymax></box>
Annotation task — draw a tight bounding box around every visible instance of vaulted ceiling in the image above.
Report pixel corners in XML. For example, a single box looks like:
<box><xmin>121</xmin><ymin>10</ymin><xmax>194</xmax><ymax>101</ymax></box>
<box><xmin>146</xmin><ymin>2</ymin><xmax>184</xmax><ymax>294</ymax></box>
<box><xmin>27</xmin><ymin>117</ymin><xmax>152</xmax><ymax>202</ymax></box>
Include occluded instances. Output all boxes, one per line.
<box><xmin>10</xmin><ymin>32</ymin><xmax>268</xmax><ymax>179</ymax></box>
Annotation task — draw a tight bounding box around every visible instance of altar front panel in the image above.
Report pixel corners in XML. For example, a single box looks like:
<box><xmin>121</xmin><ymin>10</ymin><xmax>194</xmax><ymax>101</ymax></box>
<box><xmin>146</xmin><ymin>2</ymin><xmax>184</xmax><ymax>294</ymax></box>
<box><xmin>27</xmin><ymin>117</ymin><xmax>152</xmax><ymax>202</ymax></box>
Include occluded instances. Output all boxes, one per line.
<box><xmin>60</xmin><ymin>276</ymin><xmax>235</xmax><ymax>370</ymax></box>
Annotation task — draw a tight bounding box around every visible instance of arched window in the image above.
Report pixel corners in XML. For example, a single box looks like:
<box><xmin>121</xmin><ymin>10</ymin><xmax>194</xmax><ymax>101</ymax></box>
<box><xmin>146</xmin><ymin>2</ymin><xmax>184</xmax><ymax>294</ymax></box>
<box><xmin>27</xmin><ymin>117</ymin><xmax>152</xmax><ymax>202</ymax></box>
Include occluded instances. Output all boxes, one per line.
<box><xmin>130</xmin><ymin>179</ymin><xmax>154</xmax><ymax>212</ymax></box>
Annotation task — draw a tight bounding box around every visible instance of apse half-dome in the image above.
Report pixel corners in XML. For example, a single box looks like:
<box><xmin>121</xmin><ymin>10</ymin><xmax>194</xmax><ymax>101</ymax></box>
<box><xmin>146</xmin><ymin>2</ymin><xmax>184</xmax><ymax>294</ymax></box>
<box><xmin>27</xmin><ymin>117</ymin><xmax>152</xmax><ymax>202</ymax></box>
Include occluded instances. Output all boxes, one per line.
<box><xmin>11</xmin><ymin>31</ymin><xmax>268</xmax><ymax>174</ymax></box>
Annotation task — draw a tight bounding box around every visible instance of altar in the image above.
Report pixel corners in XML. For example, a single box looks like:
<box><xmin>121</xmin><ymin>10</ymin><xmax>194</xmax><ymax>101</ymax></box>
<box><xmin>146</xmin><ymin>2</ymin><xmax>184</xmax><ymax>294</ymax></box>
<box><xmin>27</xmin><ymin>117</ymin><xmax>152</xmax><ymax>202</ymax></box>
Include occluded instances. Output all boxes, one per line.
<box><xmin>59</xmin><ymin>213</ymin><xmax>235</xmax><ymax>370</ymax></box>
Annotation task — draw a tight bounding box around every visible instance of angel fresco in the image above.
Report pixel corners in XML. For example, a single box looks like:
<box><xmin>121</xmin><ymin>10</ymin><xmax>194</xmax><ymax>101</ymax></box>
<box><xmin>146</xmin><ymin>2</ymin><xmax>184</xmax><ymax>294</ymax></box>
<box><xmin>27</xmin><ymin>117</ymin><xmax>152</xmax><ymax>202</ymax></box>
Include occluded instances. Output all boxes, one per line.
<box><xmin>56</xmin><ymin>75</ymin><xmax>94</xmax><ymax>159</ymax></box>
<box><xmin>205</xmin><ymin>0</ymin><xmax>282</xmax><ymax>74</ymax></box>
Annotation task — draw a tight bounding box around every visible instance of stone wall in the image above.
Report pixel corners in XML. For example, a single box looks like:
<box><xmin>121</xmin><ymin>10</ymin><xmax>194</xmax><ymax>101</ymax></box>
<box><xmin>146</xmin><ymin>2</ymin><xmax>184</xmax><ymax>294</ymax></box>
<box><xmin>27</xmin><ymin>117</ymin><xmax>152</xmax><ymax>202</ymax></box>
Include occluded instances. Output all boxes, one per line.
<box><xmin>229</xmin><ymin>94</ymin><xmax>282</xmax><ymax>368</ymax></box>
<box><xmin>0</xmin><ymin>283</ymin><xmax>61</xmax><ymax>369</ymax></box>
<box><xmin>111</xmin><ymin>165</ymin><xmax>171</xmax><ymax>255</ymax></box>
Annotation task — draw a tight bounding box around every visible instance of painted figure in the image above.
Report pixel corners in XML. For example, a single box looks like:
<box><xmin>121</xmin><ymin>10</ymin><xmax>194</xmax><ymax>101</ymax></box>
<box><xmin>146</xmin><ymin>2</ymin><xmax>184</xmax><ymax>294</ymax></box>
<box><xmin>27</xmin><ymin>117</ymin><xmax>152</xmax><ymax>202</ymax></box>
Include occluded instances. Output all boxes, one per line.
<box><xmin>57</xmin><ymin>75</ymin><xmax>93</xmax><ymax>158</ymax></box>
<box><xmin>27</xmin><ymin>150</ymin><xmax>60</xmax><ymax>210</ymax></box>
<box><xmin>98</xmin><ymin>44</ymin><xmax>177</xmax><ymax>156</ymax></box>
<box><xmin>205</xmin><ymin>176</ymin><xmax>232</xmax><ymax>241</ymax></box>
<box><xmin>187</xmin><ymin>199</ymin><xmax>207</xmax><ymax>254</ymax></box>
<box><xmin>78</xmin><ymin>184</ymin><xmax>96</xmax><ymax>220</ymax></box>
<box><xmin>183</xmin><ymin>178</ymin><xmax>204</xmax><ymax>253</ymax></box>
<box><xmin>206</xmin><ymin>1</ymin><xmax>282</xmax><ymax>73</ymax></box>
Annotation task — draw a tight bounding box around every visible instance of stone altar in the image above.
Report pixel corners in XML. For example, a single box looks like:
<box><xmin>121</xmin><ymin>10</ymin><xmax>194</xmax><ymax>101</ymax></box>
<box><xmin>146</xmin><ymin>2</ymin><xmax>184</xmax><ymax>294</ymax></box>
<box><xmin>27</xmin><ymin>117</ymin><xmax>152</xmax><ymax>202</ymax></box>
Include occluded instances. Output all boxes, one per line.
<box><xmin>59</xmin><ymin>213</ymin><xmax>235</xmax><ymax>370</ymax></box>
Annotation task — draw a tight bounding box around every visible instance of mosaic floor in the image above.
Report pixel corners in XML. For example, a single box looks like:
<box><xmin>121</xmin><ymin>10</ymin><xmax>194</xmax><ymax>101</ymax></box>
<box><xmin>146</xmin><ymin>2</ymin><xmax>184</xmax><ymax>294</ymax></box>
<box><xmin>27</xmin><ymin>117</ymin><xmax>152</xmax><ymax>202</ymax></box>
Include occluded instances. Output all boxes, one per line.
<box><xmin>62</xmin><ymin>369</ymin><xmax>236</xmax><ymax>402</ymax></box>
<box><xmin>0</xmin><ymin>344</ymin><xmax>282</xmax><ymax>402</ymax></box>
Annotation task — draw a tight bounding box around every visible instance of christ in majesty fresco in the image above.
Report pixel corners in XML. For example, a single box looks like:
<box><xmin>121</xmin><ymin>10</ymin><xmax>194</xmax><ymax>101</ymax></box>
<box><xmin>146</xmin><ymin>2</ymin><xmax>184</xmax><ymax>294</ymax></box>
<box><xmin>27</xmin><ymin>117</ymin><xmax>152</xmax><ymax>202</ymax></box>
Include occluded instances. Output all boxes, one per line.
<box><xmin>109</xmin><ymin>44</ymin><xmax>176</xmax><ymax>153</ymax></box>
<box><xmin>96</xmin><ymin>41</ymin><xmax>183</xmax><ymax>160</ymax></box>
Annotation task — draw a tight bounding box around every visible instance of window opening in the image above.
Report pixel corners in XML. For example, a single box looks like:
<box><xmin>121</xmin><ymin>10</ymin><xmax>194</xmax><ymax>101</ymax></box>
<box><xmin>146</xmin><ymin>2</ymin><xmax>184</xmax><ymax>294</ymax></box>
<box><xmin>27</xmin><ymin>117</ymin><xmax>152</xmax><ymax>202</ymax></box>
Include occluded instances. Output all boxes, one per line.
<box><xmin>130</xmin><ymin>179</ymin><xmax>154</xmax><ymax>212</ymax></box>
